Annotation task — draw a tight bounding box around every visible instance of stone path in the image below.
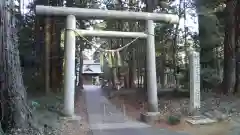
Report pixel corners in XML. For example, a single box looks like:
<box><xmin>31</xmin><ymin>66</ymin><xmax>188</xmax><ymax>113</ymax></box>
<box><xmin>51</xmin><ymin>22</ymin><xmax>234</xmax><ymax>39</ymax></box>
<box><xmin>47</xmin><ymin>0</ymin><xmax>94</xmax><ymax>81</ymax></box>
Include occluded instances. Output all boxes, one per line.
<box><xmin>83</xmin><ymin>85</ymin><xmax>189</xmax><ymax>135</ymax></box>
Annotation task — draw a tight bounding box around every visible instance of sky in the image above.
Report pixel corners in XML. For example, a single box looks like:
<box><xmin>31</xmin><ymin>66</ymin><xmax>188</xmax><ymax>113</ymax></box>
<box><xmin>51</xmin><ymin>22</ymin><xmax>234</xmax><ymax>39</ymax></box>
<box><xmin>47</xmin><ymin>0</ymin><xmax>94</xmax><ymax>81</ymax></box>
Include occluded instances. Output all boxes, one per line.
<box><xmin>21</xmin><ymin>0</ymin><xmax>198</xmax><ymax>60</ymax></box>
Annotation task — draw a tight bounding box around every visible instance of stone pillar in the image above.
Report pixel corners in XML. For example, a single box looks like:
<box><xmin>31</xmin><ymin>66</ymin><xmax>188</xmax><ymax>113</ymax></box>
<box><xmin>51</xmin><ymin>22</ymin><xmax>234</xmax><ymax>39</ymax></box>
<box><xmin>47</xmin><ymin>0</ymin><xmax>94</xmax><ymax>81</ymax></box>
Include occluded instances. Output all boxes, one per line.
<box><xmin>146</xmin><ymin>20</ymin><xmax>158</xmax><ymax>112</ymax></box>
<box><xmin>63</xmin><ymin>15</ymin><xmax>76</xmax><ymax>116</ymax></box>
<box><xmin>189</xmin><ymin>51</ymin><xmax>201</xmax><ymax>115</ymax></box>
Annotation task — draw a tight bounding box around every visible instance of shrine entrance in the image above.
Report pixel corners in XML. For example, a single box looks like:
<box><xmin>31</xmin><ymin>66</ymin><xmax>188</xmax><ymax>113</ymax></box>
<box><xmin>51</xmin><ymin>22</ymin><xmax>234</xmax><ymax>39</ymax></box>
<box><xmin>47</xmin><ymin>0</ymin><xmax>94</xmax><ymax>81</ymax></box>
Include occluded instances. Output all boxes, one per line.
<box><xmin>35</xmin><ymin>5</ymin><xmax>179</xmax><ymax>116</ymax></box>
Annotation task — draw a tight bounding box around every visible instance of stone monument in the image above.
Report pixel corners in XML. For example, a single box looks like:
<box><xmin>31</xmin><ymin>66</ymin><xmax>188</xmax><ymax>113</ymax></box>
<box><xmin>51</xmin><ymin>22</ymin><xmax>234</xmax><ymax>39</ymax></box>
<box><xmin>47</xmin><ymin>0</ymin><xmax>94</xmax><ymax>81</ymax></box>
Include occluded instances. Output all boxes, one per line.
<box><xmin>189</xmin><ymin>50</ymin><xmax>201</xmax><ymax>114</ymax></box>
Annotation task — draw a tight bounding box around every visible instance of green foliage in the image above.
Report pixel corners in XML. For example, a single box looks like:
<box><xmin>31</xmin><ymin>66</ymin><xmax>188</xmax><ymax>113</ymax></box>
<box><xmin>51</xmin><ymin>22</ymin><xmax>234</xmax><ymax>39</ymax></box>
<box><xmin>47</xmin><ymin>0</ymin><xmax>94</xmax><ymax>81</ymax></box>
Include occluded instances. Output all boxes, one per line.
<box><xmin>195</xmin><ymin>0</ymin><xmax>225</xmax><ymax>90</ymax></box>
<box><xmin>167</xmin><ymin>115</ymin><xmax>181</xmax><ymax>125</ymax></box>
<box><xmin>201</xmin><ymin>68</ymin><xmax>222</xmax><ymax>87</ymax></box>
<box><xmin>198</xmin><ymin>15</ymin><xmax>222</xmax><ymax>49</ymax></box>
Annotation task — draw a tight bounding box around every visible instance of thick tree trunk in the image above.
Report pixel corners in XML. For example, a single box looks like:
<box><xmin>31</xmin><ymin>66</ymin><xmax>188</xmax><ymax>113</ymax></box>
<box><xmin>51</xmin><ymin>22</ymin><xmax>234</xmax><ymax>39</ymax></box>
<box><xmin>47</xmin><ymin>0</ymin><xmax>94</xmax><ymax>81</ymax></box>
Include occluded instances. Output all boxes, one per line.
<box><xmin>234</xmin><ymin>0</ymin><xmax>240</xmax><ymax>93</ymax></box>
<box><xmin>50</xmin><ymin>18</ymin><xmax>59</xmax><ymax>92</ymax></box>
<box><xmin>49</xmin><ymin>13</ymin><xmax>63</xmax><ymax>92</ymax></box>
<box><xmin>56</xmin><ymin>24</ymin><xmax>64</xmax><ymax>90</ymax></box>
<box><xmin>0</xmin><ymin>0</ymin><xmax>31</xmax><ymax>133</ymax></box>
<box><xmin>223</xmin><ymin>0</ymin><xmax>237</xmax><ymax>94</ymax></box>
<box><xmin>44</xmin><ymin>18</ymin><xmax>51</xmax><ymax>94</ymax></box>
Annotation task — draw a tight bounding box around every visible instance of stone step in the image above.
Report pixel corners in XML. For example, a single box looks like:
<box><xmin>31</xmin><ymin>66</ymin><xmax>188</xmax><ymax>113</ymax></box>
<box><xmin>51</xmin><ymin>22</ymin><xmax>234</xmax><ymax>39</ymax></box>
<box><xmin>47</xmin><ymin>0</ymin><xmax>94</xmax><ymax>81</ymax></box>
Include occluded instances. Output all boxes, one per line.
<box><xmin>185</xmin><ymin>115</ymin><xmax>217</xmax><ymax>125</ymax></box>
<box><xmin>203</xmin><ymin>110</ymin><xmax>228</xmax><ymax>121</ymax></box>
<box><xmin>89</xmin><ymin>122</ymin><xmax>150</xmax><ymax>130</ymax></box>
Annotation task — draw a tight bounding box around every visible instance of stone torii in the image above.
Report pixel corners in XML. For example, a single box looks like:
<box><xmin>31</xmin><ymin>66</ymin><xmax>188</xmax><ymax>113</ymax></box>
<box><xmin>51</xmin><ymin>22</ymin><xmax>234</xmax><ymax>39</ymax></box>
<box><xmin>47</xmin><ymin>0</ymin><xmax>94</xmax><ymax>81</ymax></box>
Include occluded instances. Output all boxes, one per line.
<box><xmin>35</xmin><ymin>5</ymin><xmax>179</xmax><ymax>117</ymax></box>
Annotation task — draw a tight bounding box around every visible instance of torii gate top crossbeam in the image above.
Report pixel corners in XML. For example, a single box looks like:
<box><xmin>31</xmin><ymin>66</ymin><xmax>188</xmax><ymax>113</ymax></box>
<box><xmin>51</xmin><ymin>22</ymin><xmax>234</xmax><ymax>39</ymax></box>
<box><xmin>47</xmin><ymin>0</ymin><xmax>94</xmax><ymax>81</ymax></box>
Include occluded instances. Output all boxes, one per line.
<box><xmin>35</xmin><ymin>5</ymin><xmax>179</xmax><ymax>24</ymax></box>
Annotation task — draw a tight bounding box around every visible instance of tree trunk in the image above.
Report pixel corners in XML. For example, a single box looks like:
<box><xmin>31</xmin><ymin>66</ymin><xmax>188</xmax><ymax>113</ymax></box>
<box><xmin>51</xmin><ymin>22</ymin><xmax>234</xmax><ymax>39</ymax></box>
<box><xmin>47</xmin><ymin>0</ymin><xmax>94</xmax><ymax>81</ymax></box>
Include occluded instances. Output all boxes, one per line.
<box><xmin>234</xmin><ymin>0</ymin><xmax>240</xmax><ymax>93</ymax></box>
<box><xmin>129</xmin><ymin>49</ymin><xmax>137</xmax><ymax>88</ymax></box>
<box><xmin>77</xmin><ymin>19</ymin><xmax>85</xmax><ymax>89</ymax></box>
<box><xmin>136</xmin><ymin>44</ymin><xmax>141</xmax><ymax>88</ymax></box>
<box><xmin>159</xmin><ymin>54</ymin><xmax>166</xmax><ymax>88</ymax></box>
<box><xmin>56</xmin><ymin>24</ymin><xmax>63</xmax><ymax>90</ymax></box>
<box><xmin>172</xmin><ymin>22</ymin><xmax>180</xmax><ymax>90</ymax></box>
<box><xmin>44</xmin><ymin>18</ymin><xmax>51</xmax><ymax>94</ymax></box>
<box><xmin>50</xmin><ymin>18</ymin><xmax>59</xmax><ymax>92</ymax></box>
<box><xmin>34</xmin><ymin>16</ymin><xmax>45</xmax><ymax>91</ymax></box>
<box><xmin>78</xmin><ymin>48</ymin><xmax>84</xmax><ymax>89</ymax></box>
<box><xmin>0</xmin><ymin>0</ymin><xmax>31</xmax><ymax>132</ymax></box>
<box><xmin>223</xmin><ymin>0</ymin><xmax>237</xmax><ymax>94</ymax></box>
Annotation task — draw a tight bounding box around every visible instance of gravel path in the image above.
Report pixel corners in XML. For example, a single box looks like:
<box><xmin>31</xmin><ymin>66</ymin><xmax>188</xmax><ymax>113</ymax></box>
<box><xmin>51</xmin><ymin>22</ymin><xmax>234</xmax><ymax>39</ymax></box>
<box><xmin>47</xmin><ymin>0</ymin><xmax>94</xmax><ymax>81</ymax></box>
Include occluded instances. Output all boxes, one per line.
<box><xmin>83</xmin><ymin>85</ymin><xmax>189</xmax><ymax>135</ymax></box>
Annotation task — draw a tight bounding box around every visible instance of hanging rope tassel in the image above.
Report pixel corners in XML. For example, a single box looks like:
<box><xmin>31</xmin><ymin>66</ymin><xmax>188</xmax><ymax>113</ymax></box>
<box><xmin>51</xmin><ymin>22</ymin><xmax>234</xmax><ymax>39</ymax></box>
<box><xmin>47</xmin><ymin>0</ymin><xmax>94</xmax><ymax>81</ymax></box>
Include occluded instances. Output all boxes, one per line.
<box><xmin>100</xmin><ymin>53</ymin><xmax>104</xmax><ymax>70</ymax></box>
<box><xmin>108</xmin><ymin>52</ymin><xmax>113</xmax><ymax>68</ymax></box>
<box><xmin>112</xmin><ymin>51</ymin><xmax>118</xmax><ymax>67</ymax></box>
<box><xmin>116</xmin><ymin>51</ymin><xmax>123</xmax><ymax>67</ymax></box>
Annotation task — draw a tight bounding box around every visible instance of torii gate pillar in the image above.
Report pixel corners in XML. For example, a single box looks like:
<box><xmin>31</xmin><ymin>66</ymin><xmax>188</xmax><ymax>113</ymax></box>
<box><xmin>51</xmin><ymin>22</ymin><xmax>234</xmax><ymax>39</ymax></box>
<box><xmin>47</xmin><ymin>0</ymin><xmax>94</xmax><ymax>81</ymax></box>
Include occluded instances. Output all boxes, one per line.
<box><xmin>63</xmin><ymin>15</ymin><xmax>76</xmax><ymax>116</ymax></box>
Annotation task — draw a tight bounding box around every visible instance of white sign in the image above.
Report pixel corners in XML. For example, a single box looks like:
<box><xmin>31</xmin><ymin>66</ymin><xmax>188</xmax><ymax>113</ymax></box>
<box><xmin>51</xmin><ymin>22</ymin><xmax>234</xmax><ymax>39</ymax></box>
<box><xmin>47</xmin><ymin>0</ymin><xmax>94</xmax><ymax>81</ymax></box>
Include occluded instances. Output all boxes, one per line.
<box><xmin>189</xmin><ymin>51</ymin><xmax>201</xmax><ymax>113</ymax></box>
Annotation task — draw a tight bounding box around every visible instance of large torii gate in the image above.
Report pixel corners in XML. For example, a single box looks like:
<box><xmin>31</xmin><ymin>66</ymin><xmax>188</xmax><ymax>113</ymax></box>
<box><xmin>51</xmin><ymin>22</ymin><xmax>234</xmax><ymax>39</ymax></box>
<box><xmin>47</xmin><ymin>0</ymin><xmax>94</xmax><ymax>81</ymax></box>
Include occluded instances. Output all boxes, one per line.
<box><xmin>35</xmin><ymin>5</ymin><xmax>179</xmax><ymax>116</ymax></box>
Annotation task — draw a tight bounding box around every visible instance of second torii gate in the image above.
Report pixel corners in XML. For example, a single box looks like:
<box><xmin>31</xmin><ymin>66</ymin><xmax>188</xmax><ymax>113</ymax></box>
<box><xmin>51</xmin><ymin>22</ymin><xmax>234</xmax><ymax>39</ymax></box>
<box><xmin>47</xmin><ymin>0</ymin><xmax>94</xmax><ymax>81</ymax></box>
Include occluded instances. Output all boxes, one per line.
<box><xmin>35</xmin><ymin>5</ymin><xmax>179</xmax><ymax>117</ymax></box>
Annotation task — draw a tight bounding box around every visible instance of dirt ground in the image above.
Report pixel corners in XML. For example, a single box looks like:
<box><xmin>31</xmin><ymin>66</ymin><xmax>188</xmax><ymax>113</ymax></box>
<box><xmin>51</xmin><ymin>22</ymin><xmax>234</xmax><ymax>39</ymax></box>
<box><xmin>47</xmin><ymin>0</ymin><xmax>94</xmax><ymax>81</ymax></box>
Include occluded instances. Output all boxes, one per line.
<box><xmin>28</xmin><ymin>87</ymin><xmax>239</xmax><ymax>135</ymax></box>
<box><xmin>61</xmin><ymin>90</ymin><xmax>90</xmax><ymax>135</ymax></box>
<box><xmin>28</xmin><ymin>89</ymin><xmax>89</xmax><ymax>135</ymax></box>
<box><xmin>108</xmin><ymin>89</ymin><xmax>238</xmax><ymax>135</ymax></box>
